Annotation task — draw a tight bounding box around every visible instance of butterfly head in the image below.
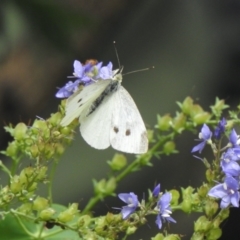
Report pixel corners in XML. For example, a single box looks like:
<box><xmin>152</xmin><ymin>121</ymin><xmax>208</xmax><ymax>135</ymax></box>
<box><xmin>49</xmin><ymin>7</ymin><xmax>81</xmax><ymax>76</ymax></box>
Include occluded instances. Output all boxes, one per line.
<box><xmin>112</xmin><ymin>67</ymin><xmax>123</xmax><ymax>83</ymax></box>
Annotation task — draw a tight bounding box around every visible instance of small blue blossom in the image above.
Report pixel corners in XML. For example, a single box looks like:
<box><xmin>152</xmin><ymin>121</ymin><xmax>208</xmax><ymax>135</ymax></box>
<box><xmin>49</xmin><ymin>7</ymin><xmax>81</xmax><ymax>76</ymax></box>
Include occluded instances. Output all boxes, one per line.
<box><xmin>228</xmin><ymin>129</ymin><xmax>240</xmax><ymax>148</ymax></box>
<box><xmin>152</xmin><ymin>184</ymin><xmax>160</xmax><ymax>198</ymax></box>
<box><xmin>155</xmin><ymin>192</ymin><xmax>176</xmax><ymax>229</ymax></box>
<box><xmin>118</xmin><ymin>192</ymin><xmax>139</xmax><ymax>219</ymax></box>
<box><xmin>221</xmin><ymin>148</ymin><xmax>240</xmax><ymax>162</ymax></box>
<box><xmin>208</xmin><ymin>176</ymin><xmax>240</xmax><ymax>208</ymax></box>
<box><xmin>221</xmin><ymin>161</ymin><xmax>240</xmax><ymax>178</ymax></box>
<box><xmin>192</xmin><ymin>124</ymin><xmax>212</xmax><ymax>153</ymax></box>
<box><xmin>214</xmin><ymin>118</ymin><xmax>226</xmax><ymax>139</ymax></box>
<box><xmin>56</xmin><ymin>60</ymin><xmax>114</xmax><ymax>98</ymax></box>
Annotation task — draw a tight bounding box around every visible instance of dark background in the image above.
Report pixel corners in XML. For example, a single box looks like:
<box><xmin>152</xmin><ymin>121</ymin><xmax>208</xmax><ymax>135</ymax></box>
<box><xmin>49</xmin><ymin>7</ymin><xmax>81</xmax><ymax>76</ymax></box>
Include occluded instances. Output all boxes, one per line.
<box><xmin>1</xmin><ymin>0</ymin><xmax>240</xmax><ymax>239</ymax></box>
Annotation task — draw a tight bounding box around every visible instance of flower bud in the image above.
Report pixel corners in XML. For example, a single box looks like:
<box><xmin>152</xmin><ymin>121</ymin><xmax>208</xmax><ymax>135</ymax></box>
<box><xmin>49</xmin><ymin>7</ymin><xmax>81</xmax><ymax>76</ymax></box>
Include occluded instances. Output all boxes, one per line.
<box><xmin>37</xmin><ymin>166</ymin><xmax>47</xmax><ymax>181</ymax></box>
<box><xmin>206</xmin><ymin>227</ymin><xmax>222</xmax><ymax>240</ymax></box>
<box><xmin>29</xmin><ymin>144</ymin><xmax>39</xmax><ymax>158</ymax></box>
<box><xmin>17</xmin><ymin>203</ymin><xmax>32</xmax><ymax>214</ymax></box>
<box><xmin>94</xmin><ymin>179</ymin><xmax>106</xmax><ymax>195</ymax></box>
<box><xmin>169</xmin><ymin>189</ymin><xmax>180</xmax><ymax>205</ymax></box>
<box><xmin>33</xmin><ymin>197</ymin><xmax>49</xmax><ymax>211</ymax></box>
<box><xmin>204</xmin><ymin>199</ymin><xmax>218</xmax><ymax>217</ymax></box>
<box><xmin>39</xmin><ymin>208</ymin><xmax>55</xmax><ymax>220</ymax></box>
<box><xmin>194</xmin><ymin>216</ymin><xmax>212</xmax><ymax>232</ymax></box>
<box><xmin>192</xmin><ymin>112</ymin><xmax>211</xmax><ymax>125</ymax></box>
<box><xmin>163</xmin><ymin>234</ymin><xmax>181</xmax><ymax>240</ymax></box>
<box><xmin>126</xmin><ymin>226</ymin><xmax>137</xmax><ymax>235</ymax></box>
<box><xmin>181</xmin><ymin>97</ymin><xmax>194</xmax><ymax>115</ymax></box>
<box><xmin>197</xmin><ymin>184</ymin><xmax>208</xmax><ymax>198</ymax></box>
<box><xmin>108</xmin><ymin>154</ymin><xmax>127</xmax><ymax>171</ymax></box>
<box><xmin>181</xmin><ymin>199</ymin><xmax>192</xmax><ymax>213</ymax></box>
<box><xmin>172</xmin><ymin>113</ymin><xmax>186</xmax><ymax>132</ymax></box>
<box><xmin>190</xmin><ymin>232</ymin><xmax>204</xmax><ymax>240</ymax></box>
<box><xmin>10</xmin><ymin>175</ymin><xmax>22</xmax><ymax>193</ymax></box>
<box><xmin>58</xmin><ymin>203</ymin><xmax>78</xmax><ymax>223</ymax></box>
<box><xmin>147</xmin><ymin>129</ymin><xmax>154</xmax><ymax>142</ymax></box>
<box><xmin>13</xmin><ymin>123</ymin><xmax>28</xmax><ymax>140</ymax></box>
<box><xmin>48</xmin><ymin>112</ymin><xmax>62</xmax><ymax>126</ymax></box>
<box><xmin>60</xmin><ymin>126</ymin><xmax>72</xmax><ymax>135</ymax></box>
<box><xmin>205</xmin><ymin>169</ymin><xmax>215</xmax><ymax>183</ymax></box>
<box><xmin>157</xmin><ymin>114</ymin><xmax>172</xmax><ymax>131</ymax></box>
<box><xmin>77</xmin><ymin>215</ymin><xmax>91</xmax><ymax>227</ymax></box>
<box><xmin>55</xmin><ymin>143</ymin><xmax>65</xmax><ymax>156</ymax></box>
<box><xmin>151</xmin><ymin>233</ymin><xmax>164</xmax><ymax>240</ymax></box>
<box><xmin>106</xmin><ymin>177</ymin><xmax>116</xmax><ymax>193</ymax></box>
<box><xmin>163</xmin><ymin>141</ymin><xmax>176</xmax><ymax>155</ymax></box>
<box><xmin>6</xmin><ymin>142</ymin><xmax>19</xmax><ymax>157</ymax></box>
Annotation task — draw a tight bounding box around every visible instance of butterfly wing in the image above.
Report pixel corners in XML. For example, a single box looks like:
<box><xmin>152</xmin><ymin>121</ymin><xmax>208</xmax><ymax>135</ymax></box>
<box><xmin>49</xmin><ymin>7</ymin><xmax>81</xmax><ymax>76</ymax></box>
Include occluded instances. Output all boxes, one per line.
<box><xmin>60</xmin><ymin>80</ymin><xmax>111</xmax><ymax>126</ymax></box>
<box><xmin>80</xmin><ymin>87</ymin><xmax>117</xmax><ymax>149</ymax></box>
<box><xmin>110</xmin><ymin>86</ymin><xmax>148</xmax><ymax>154</ymax></box>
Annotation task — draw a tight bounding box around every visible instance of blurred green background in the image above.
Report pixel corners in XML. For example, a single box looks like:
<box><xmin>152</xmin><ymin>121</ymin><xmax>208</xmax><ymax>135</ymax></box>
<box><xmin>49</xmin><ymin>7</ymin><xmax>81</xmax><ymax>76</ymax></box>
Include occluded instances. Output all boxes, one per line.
<box><xmin>1</xmin><ymin>0</ymin><xmax>240</xmax><ymax>239</ymax></box>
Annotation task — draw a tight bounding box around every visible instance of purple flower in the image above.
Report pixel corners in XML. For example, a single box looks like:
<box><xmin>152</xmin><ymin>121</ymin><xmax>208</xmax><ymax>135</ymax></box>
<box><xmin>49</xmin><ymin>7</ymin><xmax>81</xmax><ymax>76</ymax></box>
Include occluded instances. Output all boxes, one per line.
<box><xmin>56</xmin><ymin>60</ymin><xmax>114</xmax><ymax>98</ymax></box>
<box><xmin>221</xmin><ymin>148</ymin><xmax>240</xmax><ymax>162</ymax></box>
<box><xmin>118</xmin><ymin>192</ymin><xmax>139</xmax><ymax>219</ymax></box>
<box><xmin>221</xmin><ymin>161</ymin><xmax>240</xmax><ymax>178</ymax></box>
<box><xmin>214</xmin><ymin>118</ymin><xmax>226</xmax><ymax>139</ymax></box>
<box><xmin>155</xmin><ymin>193</ymin><xmax>176</xmax><ymax>229</ymax></box>
<box><xmin>192</xmin><ymin>124</ymin><xmax>212</xmax><ymax>153</ymax></box>
<box><xmin>208</xmin><ymin>176</ymin><xmax>240</xmax><ymax>208</ymax></box>
<box><xmin>152</xmin><ymin>184</ymin><xmax>160</xmax><ymax>198</ymax></box>
<box><xmin>229</xmin><ymin>129</ymin><xmax>240</xmax><ymax>148</ymax></box>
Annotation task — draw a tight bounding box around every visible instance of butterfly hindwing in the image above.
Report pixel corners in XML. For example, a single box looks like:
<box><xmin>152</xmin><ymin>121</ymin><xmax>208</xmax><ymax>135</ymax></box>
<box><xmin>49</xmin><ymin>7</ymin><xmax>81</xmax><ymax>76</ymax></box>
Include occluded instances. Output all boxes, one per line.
<box><xmin>61</xmin><ymin>80</ymin><xmax>112</xmax><ymax>126</ymax></box>
<box><xmin>110</xmin><ymin>86</ymin><xmax>148</xmax><ymax>154</ymax></box>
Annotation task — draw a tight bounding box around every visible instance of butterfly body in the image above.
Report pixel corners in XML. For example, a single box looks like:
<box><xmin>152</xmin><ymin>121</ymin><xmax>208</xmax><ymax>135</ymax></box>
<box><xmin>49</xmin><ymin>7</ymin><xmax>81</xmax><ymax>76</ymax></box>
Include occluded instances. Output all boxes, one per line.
<box><xmin>60</xmin><ymin>69</ymin><xmax>148</xmax><ymax>154</ymax></box>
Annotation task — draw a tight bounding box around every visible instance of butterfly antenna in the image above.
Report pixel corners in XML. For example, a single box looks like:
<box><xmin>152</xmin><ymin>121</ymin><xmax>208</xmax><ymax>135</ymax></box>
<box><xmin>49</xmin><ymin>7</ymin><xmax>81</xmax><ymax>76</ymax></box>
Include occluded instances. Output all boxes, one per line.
<box><xmin>123</xmin><ymin>66</ymin><xmax>155</xmax><ymax>76</ymax></box>
<box><xmin>113</xmin><ymin>41</ymin><xmax>121</xmax><ymax>69</ymax></box>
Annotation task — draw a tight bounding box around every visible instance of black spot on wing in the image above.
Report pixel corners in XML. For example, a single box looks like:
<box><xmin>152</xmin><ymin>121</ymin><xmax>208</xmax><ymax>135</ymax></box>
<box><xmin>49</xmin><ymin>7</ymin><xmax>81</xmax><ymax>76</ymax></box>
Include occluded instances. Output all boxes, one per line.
<box><xmin>78</xmin><ymin>98</ymin><xmax>82</xmax><ymax>103</ymax></box>
<box><xmin>125</xmin><ymin>129</ymin><xmax>131</xmax><ymax>136</ymax></box>
<box><xmin>113</xmin><ymin>126</ymin><xmax>119</xmax><ymax>133</ymax></box>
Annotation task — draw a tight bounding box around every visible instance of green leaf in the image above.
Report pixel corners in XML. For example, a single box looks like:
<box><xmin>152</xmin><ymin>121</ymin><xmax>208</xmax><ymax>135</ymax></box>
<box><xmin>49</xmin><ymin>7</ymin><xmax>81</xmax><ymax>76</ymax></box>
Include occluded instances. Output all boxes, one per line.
<box><xmin>0</xmin><ymin>204</ymin><xmax>80</xmax><ymax>240</ymax></box>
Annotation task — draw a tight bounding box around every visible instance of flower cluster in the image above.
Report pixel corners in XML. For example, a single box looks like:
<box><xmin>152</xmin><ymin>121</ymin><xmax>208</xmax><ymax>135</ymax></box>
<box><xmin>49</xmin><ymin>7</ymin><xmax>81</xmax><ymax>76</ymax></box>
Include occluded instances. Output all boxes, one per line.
<box><xmin>192</xmin><ymin>118</ymin><xmax>240</xmax><ymax>209</ymax></box>
<box><xmin>118</xmin><ymin>184</ymin><xmax>176</xmax><ymax>229</ymax></box>
<box><xmin>56</xmin><ymin>60</ymin><xmax>115</xmax><ymax>98</ymax></box>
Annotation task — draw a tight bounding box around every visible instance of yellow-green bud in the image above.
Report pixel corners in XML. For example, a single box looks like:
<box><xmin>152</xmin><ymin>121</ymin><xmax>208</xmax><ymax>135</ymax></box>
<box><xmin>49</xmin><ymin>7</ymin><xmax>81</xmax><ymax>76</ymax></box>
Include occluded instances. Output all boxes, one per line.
<box><xmin>151</xmin><ymin>233</ymin><xmax>164</xmax><ymax>240</ymax></box>
<box><xmin>13</xmin><ymin>123</ymin><xmax>28</xmax><ymax>140</ymax></box>
<box><xmin>37</xmin><ymin>166</ymin><xmax>47</xmax><ymax>181</ymax></box>
<box><xmin>163</xmin><ymin>234</ymin><xmax>181</xmax><ymax>240</ymax></box>
<box><xmin>94</xmin><ymin>179</ymin><xmax>106</xmax><ymax>195</ymax></box>
<box><xmin>163</xmin><ymin>141</ymin><xmax>176</xmax><ymax>155</ymax></box>
<box><xmin>197</xmin><ymin>184</ymin><xmax>209</xmax><ymax>198</ymax></box>
<box><xmin>48</xmin><ymin>112</ymin><xmax>62</xmax><ymax>126</ymax></box>
<box><xmin>206</xmin><ymin>169</ymin><xmax>215</xmax><ymax>183</ymax></box>
<box><xmin>39</xmin><ymin>208</ymin><xmax>55</xmax><ymax>220</ymax></box>
<box><xmin>106</xmin><ymin>177</ymin><xmax>116</xmax><ymax>193</ymax></box>
<box><xmin>10</xmin><ymin>175</ymin><xmax>22</xmax><ymax>193</ymax></box>
<box><xmin>77</xmin><ymin>215</ymin><xmax>91</xmax><ymax>227</ymax></box>
<box><xmin>17</xmin><ymin>203</ymin><xmax>32</xmax><ymax>214</ymax></box>
<box><xmin>194</xmin><ymin>216</ymin><xmax>212</xmax><ymax>232</ymax></box>
<box><xmin>169</xmin><ymin>189</ymin><xmax>180</xmax><ymax>205</ymax></box>
<box><xmin>218</xmin><ymin>208</ymin><xmax>229</xmax><ymax>221</ymax></box>
<box><xmin>55</xmin><ymin>143</ymin><xmax>65</xmax><ymax>156</ymax></box>
<box><xmin>181</xmin><ymin>199</ymin><xmax>192</xmax><ymax>213</ymax></box>
<box><xmin>206</xmin><ymin>227</ymin><xmax>222</xmax><ymax>240</ymax></box>
<box><xmin>126</xmin><ymin>226</ymin><xmax>137</xmax><ymax>235</ymax></box>
<box><xmin>108</xmin><ymin>153</ymin><xmax>127</xmax><ymax>171</ymax></box>
<box><xmin>33</xmin><ymin>197</ymin><xmax>49</xmax><ymax>211</ymax></box>
<box><xmin>58</xmin><ymin>204</ymin><xmax>78</xmax><ymax>223</ymax></box>
<box><xmin>157</xmin><ymin>114</ymin><xmax>172</xmax><ymax>131</ymax></box>
<box><xmin>190</xmin><ymin>232</ymin><xmax>204</xmax><ymax>240</ymax></box>
<box><xmin>147</xmin><ymin>129</ymin><xmax>154</xmax><ymax>142</ymax></box>
<box><xmin>172</xmin><ymin>113</ymin><xmax>186</xmax><ymax>131</ymax></box>
<box><xmin>192</xmin><ymin>112</ymin><xmax>211</xmax><ymax>125</ymax></box>
<box><xmin>204</xmin><ymin>199</ymin><xmax>218</xmax><ymax>217</ymax></box>
<box><xmin>181</xmin><ymin>97</ymin><xmax>194</xmax><ymax>115</ymax></box>
<box><xmin>6</xmin><ymin>142</ymin><xmax>19</xmax><ymax>157</ymax></box>
<box><xmin>29</xmin><ymin>145</ymin><xmax>39</xmax><ymax>158</ymax></box>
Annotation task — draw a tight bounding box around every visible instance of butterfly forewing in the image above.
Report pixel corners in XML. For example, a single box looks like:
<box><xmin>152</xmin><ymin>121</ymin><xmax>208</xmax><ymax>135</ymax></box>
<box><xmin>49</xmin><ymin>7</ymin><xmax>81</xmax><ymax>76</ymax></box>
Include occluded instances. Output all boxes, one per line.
<box><xmin>110</xmin><ymin>86</ymin><xmax>148</xmax><ymax>154</ymax></box>
<box><xmin>60</xmin><ymin>80</ymin><xmax>112</xmax><ymax>126</ymax></box>
<box><xmin>80</xmin><ymin>87</ymin><xmax>118</xmax><ymax>149</ymax></box>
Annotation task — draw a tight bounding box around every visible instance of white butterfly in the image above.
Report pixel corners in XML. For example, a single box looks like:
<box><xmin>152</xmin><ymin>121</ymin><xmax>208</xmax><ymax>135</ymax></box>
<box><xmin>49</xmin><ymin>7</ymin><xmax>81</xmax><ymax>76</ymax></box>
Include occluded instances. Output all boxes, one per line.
<box><xmin>60</xmin><ymin>64</ymin><xmax>148</xmax><ymax>154</ymax></box>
